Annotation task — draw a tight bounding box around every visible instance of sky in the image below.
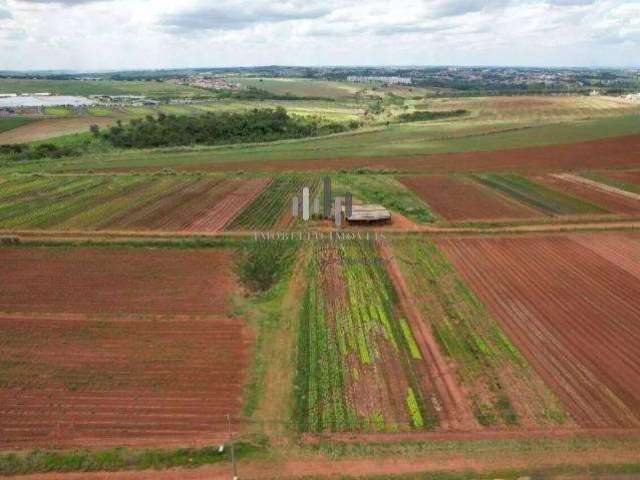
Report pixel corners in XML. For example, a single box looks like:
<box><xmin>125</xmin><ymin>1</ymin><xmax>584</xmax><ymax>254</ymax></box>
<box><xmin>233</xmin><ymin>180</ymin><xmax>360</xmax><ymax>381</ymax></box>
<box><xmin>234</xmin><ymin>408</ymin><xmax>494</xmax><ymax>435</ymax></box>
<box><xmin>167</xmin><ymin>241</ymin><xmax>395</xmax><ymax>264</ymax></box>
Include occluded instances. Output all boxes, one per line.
<box><xmin>0</xmin><ymin>0</ymin><xmax>639</xmax><ymax>71</ymax></box>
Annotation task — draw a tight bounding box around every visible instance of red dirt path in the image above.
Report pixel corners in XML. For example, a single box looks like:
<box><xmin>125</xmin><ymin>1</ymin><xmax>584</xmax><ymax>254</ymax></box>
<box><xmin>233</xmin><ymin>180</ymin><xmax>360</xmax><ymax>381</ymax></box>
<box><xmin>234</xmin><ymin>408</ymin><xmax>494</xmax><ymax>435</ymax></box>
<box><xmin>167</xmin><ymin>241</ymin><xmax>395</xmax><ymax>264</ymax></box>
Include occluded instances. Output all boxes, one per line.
<box><xmin>399</xmin><ymin>175</ymin><xmax>541</xmax><ymax>221</ymax></box>
<box><xmin>171</xmin><ymin>133</ymin><xmax>640</xmax><ymax>174</ymax></box>
<box><xmin>438</xmin><ymin>234</ymin><xmax>640</xmax><ymax>428</ymax></box>
<box><xmin>0</xmin><ymin>248</ymin><xmax>236</xmax><ymax>315</ymax></box>
<box><xmin>12</xmin><ymin>444</ymin><xmax>640</xmax><ymax>479</ymax></box>
<box><xmin>378</xmin><ymin>240</ymin><xmax>476</xmax><ymax>430</ymax></box>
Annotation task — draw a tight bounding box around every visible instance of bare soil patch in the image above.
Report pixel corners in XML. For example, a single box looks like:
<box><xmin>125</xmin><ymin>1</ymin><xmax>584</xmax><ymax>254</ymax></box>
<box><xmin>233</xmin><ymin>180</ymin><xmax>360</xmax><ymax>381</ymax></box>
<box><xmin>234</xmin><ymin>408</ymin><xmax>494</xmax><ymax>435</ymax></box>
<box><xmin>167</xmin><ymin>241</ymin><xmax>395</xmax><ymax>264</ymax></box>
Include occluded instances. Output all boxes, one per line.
<box><xmin>400</xmin><ymin>175</ymin><xmax>541</xmax><ymax>221</ymax></box>
<box><xmin>0</xmin><ymin>314</ymin><xmax>252</xmax><ymax>449</ymax></box>
<box><xmin>537</xmin><ymin>174</ymin><xmax>640</xmax><ymax>215</ymax></box>
<box><xmin>188</xmin><ymin>178</ymin><xmax>271</xmax><ymax>232</ymax></box>
<box><xmin>438</xmin><ymin>234</ymin><xmax>640</xmax><ymax>428</ymax></box>
<box><xmin>0</xmin><ymin>248</ymin><xmax>237</xmax><ymax>315</ymax></box>
<box><xmin>0</xmin><ymin>117</ymin><xmax>115</xmax><ymax>144</ymax></box>
<box><xmin>0</xmin><ymin>247</ymin><xmax>251</xmax><ymax>450</ymax></box>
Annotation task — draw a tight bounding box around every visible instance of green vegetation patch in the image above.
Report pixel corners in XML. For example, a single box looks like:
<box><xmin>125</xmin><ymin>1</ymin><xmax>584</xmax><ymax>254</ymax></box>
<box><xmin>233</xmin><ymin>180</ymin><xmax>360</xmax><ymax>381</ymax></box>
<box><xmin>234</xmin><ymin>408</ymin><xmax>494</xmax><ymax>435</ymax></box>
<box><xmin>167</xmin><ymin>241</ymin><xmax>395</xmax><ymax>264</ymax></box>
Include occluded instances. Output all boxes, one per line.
<box><xmin>390</xmin><ymin>238</ymin><xmax>568</xmax><ymax>427</ymax></box>
<box><xmin>398</xmin><ymin>109</ymin><xmax>467</xmax><ymax>122</ymax></box>
<box><xmin>0</xmin><ymin>440</ymin><xmax>266</xmax><ymax>476</ymax></box>
<box><xmin>334</xmin><ymin>174</ymin><xmax>435</xmax><ymax>223</ymax></box>
<box><xmin>99</xmin><ymin>108</ymin><xmax>351</xmax><ymax>149</ymax></box>
<box><xmin>237</xmin><ymin>238</ymin><xmax>299</xmax><ymax>293</ymax></box>
<box><xmin>0</xmin><ymin>117</ymin><xmax>35</xmax><ymax>134</ymax></box>
<box><xmin>476</xmin><ymin>173</ymin><xmax>608</xmax><ymax>216</ymax></box>
<box><xmin>44</xmin><ymin>107</ymin><xmax>73</xmax><ymax>117</ymax></box>
<box><xmin>229</xmin><ymin>175</ymin><xmax>318</xmax><ymax>230</ymax></box>
<box><xmin>295</xmin><ymin>240</ymin><xmax>436</xmax><ymax>433</ymax></box>
<box><xmin>582</xmin><ymin>171</ymin><xmax>640</xmax><ymax>195</ymax></box>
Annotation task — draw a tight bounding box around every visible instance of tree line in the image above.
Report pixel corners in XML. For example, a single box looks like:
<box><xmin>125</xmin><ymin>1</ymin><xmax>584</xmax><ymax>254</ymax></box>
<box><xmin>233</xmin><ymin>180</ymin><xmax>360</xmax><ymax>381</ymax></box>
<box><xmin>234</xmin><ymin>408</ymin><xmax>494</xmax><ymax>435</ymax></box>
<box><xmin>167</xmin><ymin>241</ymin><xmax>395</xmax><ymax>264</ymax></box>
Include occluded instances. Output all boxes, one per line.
<box><xmin>94</xmin><ymin>107</ymin><xmax>354</xmax><ymax>149</ymax></box>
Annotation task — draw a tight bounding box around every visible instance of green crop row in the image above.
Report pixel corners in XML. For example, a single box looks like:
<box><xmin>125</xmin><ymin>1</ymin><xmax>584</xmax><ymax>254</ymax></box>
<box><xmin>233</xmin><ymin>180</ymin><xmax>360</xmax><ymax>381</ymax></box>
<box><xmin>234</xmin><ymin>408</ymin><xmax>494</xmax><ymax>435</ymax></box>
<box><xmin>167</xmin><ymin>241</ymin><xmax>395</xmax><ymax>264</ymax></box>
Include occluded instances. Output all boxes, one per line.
<box><xmin>475</xmin><ymin>173</ymin><xmax>607</xmax><ymax>216</ymax></box>
<box><xmin>0</xmin><ymin>174</ymin><xmax>246</xmax><ymax>232</ymax></box>
<box><xmin>295</xmin><ymin>240</ymin><xmax>437</xmax><ymax>433</ymax></box>
<box><xmin>390</xmin><ymin>238</ymin><xmax>568</xmax><ymax>428</ymax></box>
<box><xmin>229</xmin><ymin>175</ymin><xmax>318</xmax><ymax>230</ymax></box>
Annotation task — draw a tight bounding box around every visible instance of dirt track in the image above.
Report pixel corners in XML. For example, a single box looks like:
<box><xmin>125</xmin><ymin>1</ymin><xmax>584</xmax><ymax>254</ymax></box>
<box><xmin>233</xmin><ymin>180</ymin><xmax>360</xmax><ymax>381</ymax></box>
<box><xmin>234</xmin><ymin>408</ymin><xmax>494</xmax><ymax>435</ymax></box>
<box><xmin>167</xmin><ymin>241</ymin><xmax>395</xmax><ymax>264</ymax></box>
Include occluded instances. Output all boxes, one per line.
<box><xmin>377</xmin><ymin>240</ymin><xmax>476</xmax><ymax>430</ymax></box>
<box><xmin>11</xmin><ymin>443</ymin><xmax>640</xmax><ymax>479</ymax></box>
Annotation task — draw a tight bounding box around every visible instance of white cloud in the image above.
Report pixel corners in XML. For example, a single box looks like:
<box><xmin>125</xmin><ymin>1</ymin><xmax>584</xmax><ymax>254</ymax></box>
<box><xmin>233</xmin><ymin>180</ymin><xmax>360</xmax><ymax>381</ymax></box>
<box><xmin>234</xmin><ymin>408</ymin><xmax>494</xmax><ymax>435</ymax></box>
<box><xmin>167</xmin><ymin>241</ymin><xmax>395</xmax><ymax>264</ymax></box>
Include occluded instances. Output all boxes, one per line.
<box><xmin>0</xmin><ymin>0</ymin><xmax>638</xmax><ymax>69</ymax></box>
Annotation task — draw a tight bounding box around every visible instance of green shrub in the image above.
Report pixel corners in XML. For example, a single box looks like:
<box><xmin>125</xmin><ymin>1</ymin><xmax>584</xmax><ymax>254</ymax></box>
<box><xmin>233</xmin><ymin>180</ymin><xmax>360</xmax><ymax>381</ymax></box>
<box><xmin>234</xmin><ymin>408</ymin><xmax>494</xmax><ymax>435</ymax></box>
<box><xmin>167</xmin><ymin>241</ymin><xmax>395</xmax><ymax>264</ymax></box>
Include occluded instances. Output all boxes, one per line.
<box><xmin>237</xmin><ymin>239</ymin><xmax>298</xmax><ymax>293</ymax></box>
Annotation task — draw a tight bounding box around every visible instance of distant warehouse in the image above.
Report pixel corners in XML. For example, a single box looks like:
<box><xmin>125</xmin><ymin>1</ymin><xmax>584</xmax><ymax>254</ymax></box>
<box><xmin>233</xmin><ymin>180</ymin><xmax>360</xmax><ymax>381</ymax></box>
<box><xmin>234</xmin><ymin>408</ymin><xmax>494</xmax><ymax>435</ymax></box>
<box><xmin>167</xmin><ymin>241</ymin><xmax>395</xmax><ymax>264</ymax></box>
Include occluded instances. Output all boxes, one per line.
<box><xmin>346</xmin><ymin>76</ymin><xmax>412</xmax><ymax>85</ymax></box>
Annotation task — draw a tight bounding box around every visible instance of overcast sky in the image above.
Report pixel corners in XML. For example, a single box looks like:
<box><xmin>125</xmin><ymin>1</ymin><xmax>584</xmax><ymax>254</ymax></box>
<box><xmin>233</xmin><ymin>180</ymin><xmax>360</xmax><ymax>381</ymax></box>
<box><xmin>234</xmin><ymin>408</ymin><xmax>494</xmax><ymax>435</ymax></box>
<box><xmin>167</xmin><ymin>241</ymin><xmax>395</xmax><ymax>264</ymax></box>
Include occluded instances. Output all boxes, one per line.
<box><xmin>0</xmin><ymin>0</ymin><xmax>638</xmax><ymax>71</ymax></box>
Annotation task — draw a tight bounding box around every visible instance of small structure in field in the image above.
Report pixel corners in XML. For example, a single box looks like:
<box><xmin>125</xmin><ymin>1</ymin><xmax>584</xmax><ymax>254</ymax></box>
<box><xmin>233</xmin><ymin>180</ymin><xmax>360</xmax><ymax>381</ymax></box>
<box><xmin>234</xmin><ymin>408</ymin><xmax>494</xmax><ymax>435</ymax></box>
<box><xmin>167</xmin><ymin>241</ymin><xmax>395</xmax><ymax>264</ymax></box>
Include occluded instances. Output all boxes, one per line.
<box><xmin>344</xmin><ymin>204</ymin><xmax>391</xmax><ymax>224</ymax></box>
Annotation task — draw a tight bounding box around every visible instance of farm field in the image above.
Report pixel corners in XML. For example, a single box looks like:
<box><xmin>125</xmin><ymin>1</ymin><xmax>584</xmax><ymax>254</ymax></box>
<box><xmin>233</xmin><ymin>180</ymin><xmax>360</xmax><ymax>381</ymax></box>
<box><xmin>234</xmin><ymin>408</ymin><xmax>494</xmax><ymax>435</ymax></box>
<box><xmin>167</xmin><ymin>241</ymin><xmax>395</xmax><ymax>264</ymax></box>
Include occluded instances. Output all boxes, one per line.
<box><xmin>536</xmin><ymin>173</ymin><xmax>640</xmax><ymax>215</ymax></box>
<box><xmin>23</xmin><ymin>115</ymin><xmax>640</xmax><ymax>175</ymax></box>
<box><xmin>438</xmin><ymin>233</ymin><xmax>640</xmax><ymax>428</ymax></box>
<box><xmin>585</xmin><ymin>171</ymin><xmax>640</xmax><ymax>195</ymax></box>
<box><xmin>0</xmin><ymin>174</ymin><xmax>268</xmax><ymax>232</ymax></box>
<box><xmin>0</xmin><ymin>117</ymin><xmax>116</xmax><ymax>145</ymax></box>
<box><xmin>0</xmin><ymin>247</ymin><xmax>251</xmax><ymax>449</ymax></box>
<box><xmin>295</xmin><ymin>240</ymin><xmax>458</xmax><ymax>432</ymax></box>
<box><xmin>228</xmin><ymin>175</ymin><xmax>319</xmax><ymax>230</ymax></box>
<box><xmin>476</xmin><ymin>173</ymin><xmax>608</xmax><ymax>216</ymax></box>
<box><xmin>399</xmin><ymin>175</ymin><xmax>542</xmax><ymax>222</ymax></box>
<box><xmin>389</xmin><ymin>238</ymin><xmax>569</xmax><ymax>429</ymax></box>
<box><xmin>428</xmin><ymin>95</ymin><xmax>640</xmax><ymax>124</ymax></box>
<box><xmin>228</xmin><ymin>77</ymin><xmax>361</xmax><ymax>99</ymax></box>
<box><xmin>0</xmin><ymin>116</ymin><xmax>35</xmax><ymax>134</ymax></box>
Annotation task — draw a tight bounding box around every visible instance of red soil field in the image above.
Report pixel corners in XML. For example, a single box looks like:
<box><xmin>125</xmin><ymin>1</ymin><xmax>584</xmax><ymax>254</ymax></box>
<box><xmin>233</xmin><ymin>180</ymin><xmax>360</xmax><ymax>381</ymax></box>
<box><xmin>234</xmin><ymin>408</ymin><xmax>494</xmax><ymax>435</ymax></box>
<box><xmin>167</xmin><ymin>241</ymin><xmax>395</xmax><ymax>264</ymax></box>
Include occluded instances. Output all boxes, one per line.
<box><xmin>572</xmin><ymin>232</ymin><xmax>640</xmax><ymax>281</ymax></box>
<box><xmin>0</xmin><ymin>248</ymin><xmax>237</xmax><ymax>315</ymax></box>
<box><xmin>399</xmin><ymin>175</ymin><xmax>540</xmax><ymax>221</ymax></box>
<box><xmin>173</xmin><ymin>133</ymin><xmax>640</xmax><ymax>174</ymax></box>
<box><xmin>536</xmin><ymin>175</ymin><xmax>640</xmax><ymax>215</ymax></box>
<box><xmin>0</xmin><ymin>247</ymin><xmax>251</xmax><ymax>449</ymax></box>
<box><xmin>0</xmin><ymin>314</ymin><xmax>252</xmax><ymax>449</ymax></box>
<box><xmin>189</xmin><ymin>178</ymin><xmax>271</xmax><ymax>232</ymax></box>
<box><xmin>438</xmin><ymin>234</ymin><xmax>640</xmax><ymax>428</ymax></box>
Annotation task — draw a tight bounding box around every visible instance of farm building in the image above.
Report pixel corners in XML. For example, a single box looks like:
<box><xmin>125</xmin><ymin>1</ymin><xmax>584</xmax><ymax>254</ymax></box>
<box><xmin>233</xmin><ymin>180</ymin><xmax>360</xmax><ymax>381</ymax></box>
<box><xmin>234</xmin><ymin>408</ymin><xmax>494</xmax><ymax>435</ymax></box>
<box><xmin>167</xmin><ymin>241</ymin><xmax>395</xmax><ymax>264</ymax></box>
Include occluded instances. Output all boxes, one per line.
<box><xmin>344</xmin><ymin>204</ymin><xmax>391</xmax><ymax>224</ymax></box>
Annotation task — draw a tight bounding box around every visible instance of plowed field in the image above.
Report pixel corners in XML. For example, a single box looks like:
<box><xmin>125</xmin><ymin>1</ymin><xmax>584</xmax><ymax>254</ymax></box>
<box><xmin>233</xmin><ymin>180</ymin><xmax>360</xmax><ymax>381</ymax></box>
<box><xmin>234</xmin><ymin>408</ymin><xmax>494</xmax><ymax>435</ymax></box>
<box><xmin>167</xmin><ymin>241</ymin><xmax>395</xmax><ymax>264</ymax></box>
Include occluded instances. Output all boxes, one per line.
<box><xmin>399</xmin><ymin>175</ymin><xmax>540</xmax><ymax>221</ymax></box>
<box><xmin>188</xmin><ymin>178</ymin><xmax>270</xmax><ymax>232</ymax></box>
<box><xmin>0</xmin><ymin>314</ymin><xmax>251</xmax><ymax>449</ymax></box>
<box><xmin>0</xmin><ymin>247</ymin><xmax>251</xmax><ymax>449</ymax></box>
<box><xmin>537</xmin><ymin>174</ymin><xmax>640</xmax><ymax>215</ymax></box>
<box><xmin>438</xmin><ymin>234</ymin><xmax>640</xmax><ymax>428</ymax></box>
<box><xmin>0</xmin><ymin>175</ymin><xmax>268</xmax><ymax>233</ymax></box>
<box><xmin>175</xmin><ymin>133</ymin><xmax>640</xmax><ymax>174</ymax></box>
<box><xmin>0</xmin><ymin>248</ymin><xmax>236</xmax><ymax>315</ymax></box>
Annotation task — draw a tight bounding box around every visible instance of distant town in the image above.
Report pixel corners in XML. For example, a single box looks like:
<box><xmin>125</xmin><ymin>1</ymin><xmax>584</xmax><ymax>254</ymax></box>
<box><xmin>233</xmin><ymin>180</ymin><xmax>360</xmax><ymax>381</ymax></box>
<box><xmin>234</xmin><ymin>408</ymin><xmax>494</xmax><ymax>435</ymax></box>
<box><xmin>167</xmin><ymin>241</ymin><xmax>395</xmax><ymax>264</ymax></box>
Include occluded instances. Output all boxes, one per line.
<box><xmin>1</xmin><ymin>66</ymin><xmax>639</xmax><ymax>97</ymax></box>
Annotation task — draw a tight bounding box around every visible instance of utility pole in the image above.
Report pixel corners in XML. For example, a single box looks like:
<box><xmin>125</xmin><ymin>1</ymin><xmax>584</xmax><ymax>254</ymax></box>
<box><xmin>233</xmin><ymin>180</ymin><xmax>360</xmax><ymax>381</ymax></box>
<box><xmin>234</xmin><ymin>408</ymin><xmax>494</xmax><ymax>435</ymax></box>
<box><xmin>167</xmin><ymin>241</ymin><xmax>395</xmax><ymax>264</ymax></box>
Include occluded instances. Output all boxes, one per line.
<box><xmin>227</xmin><ymin>414</ymin><xmax>238</xmax><ymax>480</ymax></box>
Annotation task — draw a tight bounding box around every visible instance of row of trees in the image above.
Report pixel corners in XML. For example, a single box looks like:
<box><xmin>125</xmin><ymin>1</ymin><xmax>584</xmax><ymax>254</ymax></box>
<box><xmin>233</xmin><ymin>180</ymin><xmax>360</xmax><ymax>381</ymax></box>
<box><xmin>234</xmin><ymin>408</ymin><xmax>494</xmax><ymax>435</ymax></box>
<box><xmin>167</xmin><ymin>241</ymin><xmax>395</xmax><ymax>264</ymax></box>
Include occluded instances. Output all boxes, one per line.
<box><xmin>95</xmin><ymin>108</ymin><xmax>352</xmax><ymax>149</ymax></box>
